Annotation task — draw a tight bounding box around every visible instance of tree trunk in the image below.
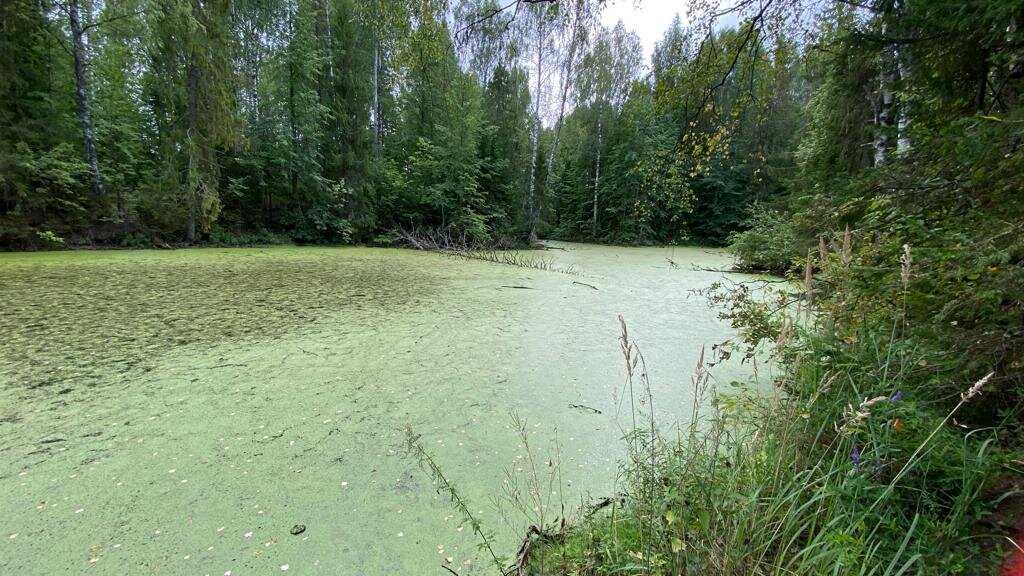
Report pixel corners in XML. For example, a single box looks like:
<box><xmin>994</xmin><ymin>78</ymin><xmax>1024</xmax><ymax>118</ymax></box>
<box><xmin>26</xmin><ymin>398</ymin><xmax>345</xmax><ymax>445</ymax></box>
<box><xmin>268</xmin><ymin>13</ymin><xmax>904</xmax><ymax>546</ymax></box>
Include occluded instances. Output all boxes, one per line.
<box><xmin>894</xmin><ymin>1</ymin><xmax>912</xmax><ymax>157</ymax></box>
<box><xmin>288</xmin><ymin>5</ymin><xmax>298</xmax><ymax>200</ymax></box>
<box><xmin>68</xmin><ymin>0</ymin><xmax>105</xmax><ymax>200</ymax></box>
<box><xmin>527</xmin><ymin>15</ymin><xmax>546</xmax><ymax>243</ymax></box>
<box><xmin>592</xmin><ymin>118</ymin><xmax>602</xmax><ymax>238</ymax></box>
<box><xmin>875</xmin><ymin>1</ymin><xmax>912</xmax><ymax>164</ymax></box>
<box><xmin>895</xmin><ymin>46</ymin><xmax>911</xmax><ymax>157</ymax></box>
<box><xmin>873</xmin><ymin>27</ymin><xmax>897</xmax><ymax>166</ymax></box>
<box><xmin>543</xmin><ymin>0</ymin><xmax>586</xmax><ymax>198</ymax></box>
<box><xmin>373</xmin><ymin>45</ymin><xmax>382</xmax><ymax>160</ymax></box>
<box><xmin>186</xmin><ymin>60</ymin><xmax>199</xmax><ymax>244</ymax></box>
<box><xmin>1010</xmin><ymin>10</ymin><xmax>1023</xmax><ymax>80</ymax></box>
<box><xmin>319</xmin><ymin>0</ymin><xmax>335</xmax><ymax>86</ymax></box>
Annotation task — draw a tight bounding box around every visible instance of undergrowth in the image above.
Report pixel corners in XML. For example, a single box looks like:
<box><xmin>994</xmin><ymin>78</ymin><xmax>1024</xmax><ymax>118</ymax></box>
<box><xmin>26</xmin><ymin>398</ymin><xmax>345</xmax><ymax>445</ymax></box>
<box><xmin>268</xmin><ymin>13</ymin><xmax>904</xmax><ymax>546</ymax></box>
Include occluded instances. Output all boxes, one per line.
<box><xmin>517</xmin><ymin>239</ymin><xmax>1021</xmax><ymax>575</ymax></box>
<box><xmin>406</xmin><ymin>230</ymin><xmax>1022</xmax><ymax>575</ymax></box>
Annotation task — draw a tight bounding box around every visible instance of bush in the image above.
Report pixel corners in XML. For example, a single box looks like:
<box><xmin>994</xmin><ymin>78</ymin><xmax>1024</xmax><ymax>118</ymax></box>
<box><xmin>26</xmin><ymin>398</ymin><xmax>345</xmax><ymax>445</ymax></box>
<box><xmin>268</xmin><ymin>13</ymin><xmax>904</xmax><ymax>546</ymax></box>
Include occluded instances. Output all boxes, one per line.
<box><xmin>34</xmin><ymin>230</ymin><xmax>65</xmax><ymax>249</ymax></box>
<box><xmin>522</xmin><ymin>275</ymin><xmax>1013</xmax><ymax>575</ymax></box>
<box><xmin>208</xmin><ymin>229</ymin><xmax>291</xmax><ymax>246</ymax></box>
<box><xmin>727</xmin><ymin>205</ymin><xmax>806</xmax><ymax>273</ymax></box>
<box><xmin>119</xmin><ymin>232</ymin><xmax>153</xmax><ymax>249</ymax></box>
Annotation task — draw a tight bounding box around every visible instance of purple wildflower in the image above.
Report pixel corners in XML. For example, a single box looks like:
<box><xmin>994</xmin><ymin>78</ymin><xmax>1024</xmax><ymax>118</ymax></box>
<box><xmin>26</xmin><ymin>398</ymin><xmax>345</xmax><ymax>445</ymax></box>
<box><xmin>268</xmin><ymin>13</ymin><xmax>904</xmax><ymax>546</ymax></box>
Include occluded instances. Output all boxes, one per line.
<box><xmin>851</xmin><ymin>445</ymin><xmax>862</xmax><ymax>473</ymax></box>
<box><xmin>890</xmin><ymin>391</ymin><xmax>903</xmax><ymax>402</ymax></box>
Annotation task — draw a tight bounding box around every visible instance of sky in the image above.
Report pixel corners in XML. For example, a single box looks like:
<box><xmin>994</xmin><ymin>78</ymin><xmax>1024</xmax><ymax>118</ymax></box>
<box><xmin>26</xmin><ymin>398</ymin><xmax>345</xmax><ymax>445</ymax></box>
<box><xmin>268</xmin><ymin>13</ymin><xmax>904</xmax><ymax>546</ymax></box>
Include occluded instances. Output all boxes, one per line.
<box><xmin>600</xmin><ymin>0</ymin><xmax>742</xmax><ymax>63</ymax></box>
<box><xmin>600</xmin><ymin>0</ymin><xmax>685</xmax><ymax>61</ymax></box>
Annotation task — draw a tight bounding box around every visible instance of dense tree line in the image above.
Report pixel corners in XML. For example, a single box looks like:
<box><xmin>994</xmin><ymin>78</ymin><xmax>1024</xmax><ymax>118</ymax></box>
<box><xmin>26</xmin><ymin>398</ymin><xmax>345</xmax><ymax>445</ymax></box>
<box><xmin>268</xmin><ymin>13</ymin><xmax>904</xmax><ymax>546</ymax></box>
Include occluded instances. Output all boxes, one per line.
<box><xmin>0</xmin><ymin>0</ymin><xmax>803</xmax><ymax>248</ymax></box>
<box><xmin>1</xmin><ymin>0</ymin><xmax>1022</xmax><ymax>254</ymax></box>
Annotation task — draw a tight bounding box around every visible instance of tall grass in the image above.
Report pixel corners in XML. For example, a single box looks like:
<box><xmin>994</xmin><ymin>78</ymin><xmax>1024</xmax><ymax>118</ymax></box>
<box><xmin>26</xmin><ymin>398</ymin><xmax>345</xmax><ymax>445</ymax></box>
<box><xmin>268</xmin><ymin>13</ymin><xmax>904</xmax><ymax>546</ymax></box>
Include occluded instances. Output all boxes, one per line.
<box><xmin>521</xmin><ymin>241</ymin><xmax>1011</xmax><ymax>575</ymax></box>
<box><xmin>405</xmin><ymin>236</ymin><xmax>1016</xmax><ymax>575</ymax></box>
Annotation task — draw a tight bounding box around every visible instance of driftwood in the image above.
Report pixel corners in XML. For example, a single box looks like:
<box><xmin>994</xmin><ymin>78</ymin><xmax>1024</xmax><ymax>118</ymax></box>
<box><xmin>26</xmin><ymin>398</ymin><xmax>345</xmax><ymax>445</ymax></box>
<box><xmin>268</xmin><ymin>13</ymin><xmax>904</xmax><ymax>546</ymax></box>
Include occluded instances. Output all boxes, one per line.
<box><xmin>571</xmin><ymin>281</ymin><xmax>598</xmax><ymax>290</ymax></box>
<box><xmin>690</xmin><ymin>264</ymin><xmax>748</xmax><ymax>274</ymax></box>
<box><xmin>508</xmin><ymin>496</ymin><xmax>623</xmax><ymax>575</ymax></box>
<box><xmin>512</xmin><ymin>524</ymin><xmax>561</xmax><ymax>576</ymax></box>
<box><xmin>586</xmin><ymin>495</ymin><xmax>623</xmax><ymax>517</ymax></box>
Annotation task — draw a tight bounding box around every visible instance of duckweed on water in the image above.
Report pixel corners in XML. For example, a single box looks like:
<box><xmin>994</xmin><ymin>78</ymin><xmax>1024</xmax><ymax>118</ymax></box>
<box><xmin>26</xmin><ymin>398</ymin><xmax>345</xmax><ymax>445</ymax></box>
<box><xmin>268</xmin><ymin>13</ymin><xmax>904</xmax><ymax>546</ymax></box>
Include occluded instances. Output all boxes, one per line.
<box><xmin>0</xmin><ymin>248</ymin><xmax>443</xmax><ymax>390</ymax></box>
<box><xmin>0</xmin><ymin>244</ymin><xmax>752</xmax><ymax>574</ymax></box>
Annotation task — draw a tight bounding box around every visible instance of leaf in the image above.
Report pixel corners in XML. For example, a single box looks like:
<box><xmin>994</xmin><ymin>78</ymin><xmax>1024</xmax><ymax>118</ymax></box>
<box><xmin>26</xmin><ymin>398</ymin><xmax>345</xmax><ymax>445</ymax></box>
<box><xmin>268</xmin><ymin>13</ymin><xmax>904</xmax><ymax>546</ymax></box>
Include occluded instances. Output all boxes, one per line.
<box><xmin>671</xmin><ymin>538</ymin><xmax>686</xmax><ymax>553</ymax></box>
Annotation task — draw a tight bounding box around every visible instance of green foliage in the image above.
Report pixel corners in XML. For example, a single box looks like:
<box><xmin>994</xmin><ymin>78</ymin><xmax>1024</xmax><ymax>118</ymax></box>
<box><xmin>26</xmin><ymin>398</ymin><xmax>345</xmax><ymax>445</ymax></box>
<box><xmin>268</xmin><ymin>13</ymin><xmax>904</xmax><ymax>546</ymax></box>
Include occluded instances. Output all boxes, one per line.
<box><xmin>549</xmin><ymin>21</ymin><xmax>803</xmax><ymax>245</ymax></box>
<box><xmin>35</xmin><ymin>230</ymin><xmax>65</xmax><ymax>248</ymax></box>
<box><xmin>527</xmin><ymin>254</ymin><xmax>1015</xmax><ymax>574</ymax></box>
<box><xmin>525</xmin><ymin>3</ymin><xmax>1024</xmax><ymax>573</ymax></box>
<box><xmin>207</xmin><ymin>229</ymin><xmax>291</xmax><ymax>246</ymax></box>
<box><xmin>728</xmin><ymin>206</ymin><xmax>804</xmax><ymax>273</ymax></box>
<box><xmin>0</xmin><ymin>0</ymin><xmax>806</xmax><ymax>249</ymax></box>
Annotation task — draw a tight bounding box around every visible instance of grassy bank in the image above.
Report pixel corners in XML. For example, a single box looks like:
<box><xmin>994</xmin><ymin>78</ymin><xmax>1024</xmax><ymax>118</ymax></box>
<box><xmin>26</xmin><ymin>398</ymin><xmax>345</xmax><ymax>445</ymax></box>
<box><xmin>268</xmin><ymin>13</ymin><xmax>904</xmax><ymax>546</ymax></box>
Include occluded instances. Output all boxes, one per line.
<box><xmin>511</xmin><ymin>242</ymin><xmax>1023</xmax><ymax>575</ymax></box>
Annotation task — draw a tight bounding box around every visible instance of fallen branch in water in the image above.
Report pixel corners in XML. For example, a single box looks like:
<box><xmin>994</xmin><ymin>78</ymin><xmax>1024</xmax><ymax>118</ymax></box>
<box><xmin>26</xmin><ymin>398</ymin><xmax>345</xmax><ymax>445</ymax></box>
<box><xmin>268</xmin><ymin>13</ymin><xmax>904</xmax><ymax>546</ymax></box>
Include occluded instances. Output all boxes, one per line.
<box><xmin>568</xmin><ymin>403</ymin><xmax>602</xmax><ymax>414</ymax></box>
<box><xmin>585</xmin><ymin>495</ymin><xmax>624</xmax><ymax>518</ymax></box>
<box><xmin>690</xmin><ymin>265</ymin><xmax>747</xmax><ymax>274</ymax></box>
<box><xmin>445</xmin><ymin>249</ymin><xmax>577</xmax><ymax>275</ymax></box>
<box><xmin>394</xmin><ymin>227</ymin><xmax>578</xmax><ymax>275</ymax></box>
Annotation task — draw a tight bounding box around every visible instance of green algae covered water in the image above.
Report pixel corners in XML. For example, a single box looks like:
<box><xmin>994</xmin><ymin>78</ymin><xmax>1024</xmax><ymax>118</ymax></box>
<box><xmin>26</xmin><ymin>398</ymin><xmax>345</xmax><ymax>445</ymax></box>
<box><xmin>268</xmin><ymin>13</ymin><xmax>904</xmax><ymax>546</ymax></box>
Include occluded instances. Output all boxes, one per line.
<box><xmin>0</xmin><ymin>243</ymin><xmax>756</xmax><ymax>575</ymax></box>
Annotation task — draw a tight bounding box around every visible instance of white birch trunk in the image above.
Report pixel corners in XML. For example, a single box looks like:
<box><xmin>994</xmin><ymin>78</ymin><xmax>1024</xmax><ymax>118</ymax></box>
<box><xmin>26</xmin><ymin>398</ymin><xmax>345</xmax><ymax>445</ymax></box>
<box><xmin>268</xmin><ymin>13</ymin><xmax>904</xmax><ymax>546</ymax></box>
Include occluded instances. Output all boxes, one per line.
<box><xmin>592</xmin><ymin>119</ymin><xmax>602</xmax><ymax>238</ymax></box>
<box><xmin>526</xmin><ymin>15</ymin><xmax>545</xmax><ymax>242</ymax></box>
<box><xmin>69</xmin><ymin>0</ymin><xmax>105</xmax><ymax>199</ymax></box>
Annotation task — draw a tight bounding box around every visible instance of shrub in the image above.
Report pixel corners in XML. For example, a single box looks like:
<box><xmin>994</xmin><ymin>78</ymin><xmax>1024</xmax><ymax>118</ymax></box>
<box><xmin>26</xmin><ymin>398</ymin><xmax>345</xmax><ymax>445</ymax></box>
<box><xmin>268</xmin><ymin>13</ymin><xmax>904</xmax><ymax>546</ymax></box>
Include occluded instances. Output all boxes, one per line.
<box><xmin>728</xmin><ymin>206</ymin><xmax>805</xmax><ymax>273</ymax></box>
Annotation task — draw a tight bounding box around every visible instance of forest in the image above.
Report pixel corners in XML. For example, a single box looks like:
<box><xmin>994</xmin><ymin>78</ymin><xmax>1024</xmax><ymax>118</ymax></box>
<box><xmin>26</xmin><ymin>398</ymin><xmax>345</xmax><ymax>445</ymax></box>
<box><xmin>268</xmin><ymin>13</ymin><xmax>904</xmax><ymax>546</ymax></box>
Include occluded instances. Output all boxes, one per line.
<box><xmin>2</xmin><ymin>0</ymin><xmax>1024</xmax><ymax>574</ymax></box>
<box><xmin>1</xmin><ymin>0</ymin><xmax>806</xmax><ymax>249</ymax></box>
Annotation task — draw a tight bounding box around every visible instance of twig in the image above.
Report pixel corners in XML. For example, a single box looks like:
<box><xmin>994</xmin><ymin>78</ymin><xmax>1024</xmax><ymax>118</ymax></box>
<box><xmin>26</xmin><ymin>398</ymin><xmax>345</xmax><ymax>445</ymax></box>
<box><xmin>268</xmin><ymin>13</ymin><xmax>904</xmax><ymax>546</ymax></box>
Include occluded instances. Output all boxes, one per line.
<box><xmin>571</xmin><ymin>281</ymin><xmax>598</xmax><ymax>290</ymax></box>
<box><xmin>513</xmin><ymin>525</ymin><xmax>558</xmax><ymax>575</ymax></box>
<box><xmin>405</xmin><ymin>426</ymin><xmax>505</xmax><ymax>571</ymax></box>
<box><xmin>455</xmin><ymin>0</ymin><xmax>556</xmax><ymax>40</ymax></box>
<box><xmin>690</xmin><ymin>265</ymin><xmax>747</xmax><ymax>274</ymax></box>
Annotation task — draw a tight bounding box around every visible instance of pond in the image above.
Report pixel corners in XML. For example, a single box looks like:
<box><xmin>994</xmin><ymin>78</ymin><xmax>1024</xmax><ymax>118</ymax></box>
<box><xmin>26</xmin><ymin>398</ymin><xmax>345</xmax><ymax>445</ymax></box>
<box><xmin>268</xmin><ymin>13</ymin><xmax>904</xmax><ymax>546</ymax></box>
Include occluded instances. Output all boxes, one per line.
<box><xmin>0</xmin><ymin>243</ymin><xmax>756</xmax><ymax>575</ymax></box>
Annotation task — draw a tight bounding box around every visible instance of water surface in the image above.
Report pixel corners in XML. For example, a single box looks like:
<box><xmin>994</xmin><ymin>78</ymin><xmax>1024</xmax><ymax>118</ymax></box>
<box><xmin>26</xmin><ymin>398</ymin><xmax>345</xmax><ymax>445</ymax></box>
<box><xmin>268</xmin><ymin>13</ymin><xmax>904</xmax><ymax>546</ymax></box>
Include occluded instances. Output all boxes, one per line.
<box><xmin>0</xmin><ymin>243</ymin><xmax>753</xmax><ymax>574</ymax></box>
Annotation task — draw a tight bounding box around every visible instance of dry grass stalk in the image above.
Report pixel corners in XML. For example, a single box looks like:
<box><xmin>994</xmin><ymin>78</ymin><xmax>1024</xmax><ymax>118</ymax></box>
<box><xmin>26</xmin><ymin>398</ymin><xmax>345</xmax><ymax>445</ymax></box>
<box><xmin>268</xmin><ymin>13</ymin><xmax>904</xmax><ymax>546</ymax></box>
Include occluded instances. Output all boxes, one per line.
<box><xmin>841</xmin><ymin>226</ymin><xmax>852</xmax><ymax>266</ymax></box>
<box><xmin>900</xmin><ymin>243</ymin><xmax>913</xmax><ymax>286</ymax></box>
<box><xmin>837</xmin><ymin>395</ymin><xmax>890</xmax><ymax>434</ymax></box>
<box><xmin>804</xmin><ymin>249</ymin><xmax>815</xmax><ymax>318</ymax></box>
<box><xmin>874</xmin><ymin>371</ymin><xmax>995</xmax><ymax>508</ymax></box>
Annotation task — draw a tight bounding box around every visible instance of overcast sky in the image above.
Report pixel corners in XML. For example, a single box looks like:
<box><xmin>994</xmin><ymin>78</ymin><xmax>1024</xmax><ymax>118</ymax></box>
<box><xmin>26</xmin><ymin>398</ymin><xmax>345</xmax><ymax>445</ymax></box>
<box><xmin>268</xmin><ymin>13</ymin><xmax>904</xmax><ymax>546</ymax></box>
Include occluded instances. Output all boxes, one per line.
<box><xmin>600</xmin><ymin>0</ymin><xmax>683</xmax><ymax>60</ymax></box>
<box><xmin>600</xmin><ymin>0</ymin><xmax>742</xmax><ymax>63</ymax></box>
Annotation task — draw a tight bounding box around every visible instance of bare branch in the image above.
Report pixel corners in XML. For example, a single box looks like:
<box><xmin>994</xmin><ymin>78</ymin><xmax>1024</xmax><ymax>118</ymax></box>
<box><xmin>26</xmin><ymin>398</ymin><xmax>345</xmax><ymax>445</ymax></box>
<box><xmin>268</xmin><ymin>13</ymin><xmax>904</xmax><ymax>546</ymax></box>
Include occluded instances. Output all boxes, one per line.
<box><xmin>455</xmin><ymin>0</ymin><xmax>557</xmax><ymax>41</ymax></box>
